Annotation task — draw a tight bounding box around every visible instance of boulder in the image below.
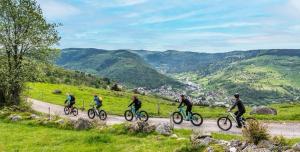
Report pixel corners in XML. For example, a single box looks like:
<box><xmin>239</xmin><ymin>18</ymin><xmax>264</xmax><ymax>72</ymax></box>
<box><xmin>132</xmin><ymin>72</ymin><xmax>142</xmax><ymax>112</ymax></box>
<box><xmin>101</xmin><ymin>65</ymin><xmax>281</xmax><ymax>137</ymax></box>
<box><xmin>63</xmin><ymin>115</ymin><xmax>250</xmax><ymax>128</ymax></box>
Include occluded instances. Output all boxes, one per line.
<box><xmin>257</xmin><ymin>140</ymin><xmax>275</xmax><ymax>149</ymax></box>
<box><xmin>242</xmin><ymin>144</ymin><xmax>271</xmax><ymax>152</ymax></box>
<box><xmin>250</xmin><ymin>106</ymin><xmax>277</xmax><ymax>115</ymax></box>
<box><xmin>293</xmin><ymin>142</ymin><xmax>300</xmax><ymax>151</ymax></box>
<box><xmin>127</xmin><ymin>121</ymin><xmax>156</xmax><ymax>133</ymax></box>
<box><xmin>29</xmin><ymin>114</ymin><xmax>40</xmax><ymax>119</ymax></box>
<box><xmin>10</xmin><ymin>115</ymin><xmax>22</xmax><ymax>122</ymax></box>
<box><xmin>155</xmin><ymin>122</ymin><xmax>173</xmax><ymax>136</ymax></box>
<box><xmin>73</xmin><ymin>118</ymin><xmax>92</xmax><ymax>130</ymax></box>
<box><xmin>229</xmin><ymin>147</ymin><xmax>237</xmax><ymax>152</ymax></box>
<box><xmin>52</xmin><ymin>89</ymin><xmax>62</xmax><ymax>94</ymax></box>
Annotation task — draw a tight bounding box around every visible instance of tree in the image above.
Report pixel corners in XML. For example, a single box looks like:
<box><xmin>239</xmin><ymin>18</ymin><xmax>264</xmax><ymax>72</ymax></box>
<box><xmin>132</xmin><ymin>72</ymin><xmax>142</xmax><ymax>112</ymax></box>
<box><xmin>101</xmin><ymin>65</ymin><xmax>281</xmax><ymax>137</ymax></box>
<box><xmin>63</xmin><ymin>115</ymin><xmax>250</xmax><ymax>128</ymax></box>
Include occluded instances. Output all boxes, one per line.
<box><xmin>0</xmin><ymin>0</ymin><xmax>60</xmax><ymax>106</ymax></box>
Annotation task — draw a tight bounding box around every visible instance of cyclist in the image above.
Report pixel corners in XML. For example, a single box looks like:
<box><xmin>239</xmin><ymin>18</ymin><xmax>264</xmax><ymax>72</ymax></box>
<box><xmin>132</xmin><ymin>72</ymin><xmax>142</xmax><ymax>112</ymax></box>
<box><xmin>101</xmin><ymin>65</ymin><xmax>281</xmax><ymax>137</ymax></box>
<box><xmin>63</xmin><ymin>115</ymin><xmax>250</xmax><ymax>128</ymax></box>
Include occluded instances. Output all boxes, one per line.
<box><xmin>178</xmin><ymin>95</ymin><xmax>193</xmax><ymax>121</ymax></box>
<box><xmin>65</xmin><ymin>93</ymin><xmax>76</xmax><ymax>110</ymax></box>
<box><xmin>228</xmin><ymin>93</ymin><xmax>246</xmax><ymax>128</ymax></box>
<box><xmin>128</xmin><ymin>96</ymin><xmax>142</xmax><ymax>114</ymax></box>
<box><xmin>93</xmin><ymin>94</ymin><xmax>103</xmax><ymax>109</ymax></box>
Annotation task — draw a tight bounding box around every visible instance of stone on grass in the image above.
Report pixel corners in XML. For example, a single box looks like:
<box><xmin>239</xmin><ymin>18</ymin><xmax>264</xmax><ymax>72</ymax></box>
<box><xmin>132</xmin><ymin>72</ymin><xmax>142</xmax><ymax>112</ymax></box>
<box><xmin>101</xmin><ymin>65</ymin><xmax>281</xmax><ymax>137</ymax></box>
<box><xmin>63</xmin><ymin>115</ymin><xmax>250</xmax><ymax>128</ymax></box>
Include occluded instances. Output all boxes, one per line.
<box><xmin>170</xmin><ymin>134</ymin><xmax>178</xmax><ymax>139</ymax></box>
<box><xmin>127</xmin><ymin>121</ymin><xmax>156</xmax><ymax>133</ymax></box>
<box><xmin>10</xmin><ymin>115</ymin><xmax>22</xmax><ymax>122</ymax></box>
<box><xmin>52</xmin><ymin>89</ymin><xmax>62</xmax><ymax>94</ymax></box>
<box><xmin>250</xmin><ymin>106</ymin><xmax>277</xmax><ymax>115</ymax></box>
<box><xmin>73</xmin><ymin>118</ymin><xmax>92</xmax><ymax>130</ymax></box>
<box><xmin>293</xmin><ymin>142</ymin><xmax>300</xmax><ymax>151</ymax></box>
<box><xmin>155</xmin><ymin>122</ymin><xmax>173</xmax><ymax>136</ymax></box>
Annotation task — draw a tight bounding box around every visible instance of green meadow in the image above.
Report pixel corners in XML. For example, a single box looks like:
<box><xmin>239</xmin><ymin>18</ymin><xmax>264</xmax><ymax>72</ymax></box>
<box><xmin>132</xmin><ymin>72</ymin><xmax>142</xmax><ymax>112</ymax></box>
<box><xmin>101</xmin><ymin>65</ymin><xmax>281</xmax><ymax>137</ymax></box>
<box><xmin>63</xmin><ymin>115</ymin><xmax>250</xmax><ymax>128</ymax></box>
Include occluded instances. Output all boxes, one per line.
<box><xmin>26</xmin><ymin>83</ymin><xmax>300</xmax><ymax>121</ymax></box>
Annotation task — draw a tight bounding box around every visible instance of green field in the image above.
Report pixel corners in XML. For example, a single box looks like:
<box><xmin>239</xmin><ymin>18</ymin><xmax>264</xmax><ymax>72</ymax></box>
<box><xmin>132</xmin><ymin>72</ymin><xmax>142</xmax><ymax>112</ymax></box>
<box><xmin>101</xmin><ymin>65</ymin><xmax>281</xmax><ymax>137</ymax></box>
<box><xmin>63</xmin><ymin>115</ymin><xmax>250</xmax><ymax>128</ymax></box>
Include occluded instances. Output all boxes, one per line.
<box><xmin>0</xmin><ymin>120</ymin><xmax>192</xmax><ymax>152</ymax></box>
<box><xmin>26</xmin><ymin>83</ymin><xmax>300</xmax><ymax>121</ymax></box>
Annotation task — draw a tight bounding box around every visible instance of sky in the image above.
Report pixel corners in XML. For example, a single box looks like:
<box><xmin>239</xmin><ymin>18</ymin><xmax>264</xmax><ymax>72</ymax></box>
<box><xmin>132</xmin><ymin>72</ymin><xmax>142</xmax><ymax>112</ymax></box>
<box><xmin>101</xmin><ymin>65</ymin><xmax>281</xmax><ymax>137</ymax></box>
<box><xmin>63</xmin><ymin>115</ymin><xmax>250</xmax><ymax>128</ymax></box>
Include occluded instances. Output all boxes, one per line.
<box><xmin>37</xmin><ymin>0</ymin><xmax>300</xmax><ymax>53</ymax></box>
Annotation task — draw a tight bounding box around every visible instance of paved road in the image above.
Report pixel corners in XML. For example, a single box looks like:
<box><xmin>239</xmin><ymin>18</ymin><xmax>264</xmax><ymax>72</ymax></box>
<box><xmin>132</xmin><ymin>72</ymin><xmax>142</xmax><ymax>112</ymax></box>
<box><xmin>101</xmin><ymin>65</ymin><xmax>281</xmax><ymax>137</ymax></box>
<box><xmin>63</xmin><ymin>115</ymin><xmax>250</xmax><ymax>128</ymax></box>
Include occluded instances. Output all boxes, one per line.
<box><xmin>28</xmin><ymin>98</ymin><xmax>300</xmax><ymax>138</ymax></box>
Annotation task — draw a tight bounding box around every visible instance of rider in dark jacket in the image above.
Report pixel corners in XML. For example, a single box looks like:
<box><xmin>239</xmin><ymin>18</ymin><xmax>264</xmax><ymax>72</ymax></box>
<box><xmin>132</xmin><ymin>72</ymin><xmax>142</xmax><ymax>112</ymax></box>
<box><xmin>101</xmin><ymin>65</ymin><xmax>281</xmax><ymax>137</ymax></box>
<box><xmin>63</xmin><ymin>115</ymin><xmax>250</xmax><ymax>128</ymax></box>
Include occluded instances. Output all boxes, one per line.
<box><xmin>178</xmin><ymin>95</ymin><xmax>193</xmax><ymax>120</ymax></box>
<box><xmin>229</xmin><ymin>93</ymin><xmax>246</xmax><ymax>128</ymax></box>
<box><xmin>128</xmin><ymin>96</ymin><xmax>142</xmax><ymax>113</ymax></box>
<box><xmin>65</xmin><ymin>93</ymin><xmax>75</xmax><ymax>108</ymax></box>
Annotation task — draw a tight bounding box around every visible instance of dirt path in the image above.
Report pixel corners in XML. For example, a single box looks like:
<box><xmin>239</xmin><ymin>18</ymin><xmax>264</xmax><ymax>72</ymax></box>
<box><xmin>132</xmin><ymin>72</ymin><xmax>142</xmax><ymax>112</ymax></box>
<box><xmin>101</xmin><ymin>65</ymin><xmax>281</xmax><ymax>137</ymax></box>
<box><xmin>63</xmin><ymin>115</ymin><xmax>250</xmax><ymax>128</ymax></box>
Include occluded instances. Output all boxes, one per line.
<box><xmin>28</xmin><ymin>98</ymin><xmax>300</xmax><ymax>138</ymax></box>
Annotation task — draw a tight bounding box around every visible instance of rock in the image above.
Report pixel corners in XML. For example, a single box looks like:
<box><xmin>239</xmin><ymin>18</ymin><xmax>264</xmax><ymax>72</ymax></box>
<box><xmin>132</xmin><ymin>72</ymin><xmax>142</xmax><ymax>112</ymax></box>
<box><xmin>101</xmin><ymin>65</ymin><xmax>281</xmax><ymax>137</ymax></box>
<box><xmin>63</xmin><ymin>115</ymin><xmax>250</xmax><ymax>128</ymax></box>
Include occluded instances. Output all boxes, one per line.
<box><xmin>230</xmin><ymin>147</ymin><xmax>237</xmax><ymax>152</ymax></box>
<box><xmin>206</xmin><ymin>146</ymin><xmax>214</xmax><ymax>152</ymax></box>
<box><xmin>250</xmin><ymin>106</ymin><xmax>277</xmax><ymax>115</ymax></box>
<box><xmin>242</xmin><ymin>144</ymin><xmax>271</xmax><ymax>152</ymax></box>
<box><xmin>293</xmin><ymin>142</ymin><xmax>300</xmax><ymax>151</ymax></box>
<box><xmin>170</xmin><ymin>134</ymin><xmax>178</xmax><ymax>139</ymax></box>
<box><xmin>55</xmin><ymin>119</ymin><xmax>65</xmax><ymax>125</ymax></box>
<box><xmin>29</xmin><ymin>114</ymin><xmax>40</xmax><ymax>119</ymax></box>
<box><xmin>10</xmin><ymin>115</ymin><xmax>22</xmax><ymax>121</ymax></box>
<box><xmin>52</xmin><ymin>89</ymin><xmax>62</xmax><ymax>94</ymax></box>
<box><xmin>73</xmin><ymin>118</ymin><xmax>92</xmax><ymax>130</ymax></box>
<box><xmin>257</xmin><ymin>140</ymin><xmax>275</xmax><ymax>149</ymax></box>
<box><xmin>190</xmin><ymin>130</ymin><xmax>214</xmax><ymax>146</ymax></box>
<box><xmin>127</xmin><ymin>121</ymin><xmax>156</xmax><ymax>133</ymax></box>
<box><xmin>155</xmin><ymin>122</ymin><xmax>173</xmax><ymax>136</ymax></box>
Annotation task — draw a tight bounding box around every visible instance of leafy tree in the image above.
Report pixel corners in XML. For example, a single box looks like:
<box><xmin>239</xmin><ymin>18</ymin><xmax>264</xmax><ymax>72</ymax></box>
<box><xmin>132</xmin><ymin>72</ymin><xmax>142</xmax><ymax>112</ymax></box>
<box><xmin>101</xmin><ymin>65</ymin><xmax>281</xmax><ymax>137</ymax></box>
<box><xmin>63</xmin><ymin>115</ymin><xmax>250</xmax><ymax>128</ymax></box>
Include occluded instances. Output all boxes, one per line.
<box><xmin>0</xmin><ymin>0</ymin><xmax>60</xmax><ymax>106</ymax></box>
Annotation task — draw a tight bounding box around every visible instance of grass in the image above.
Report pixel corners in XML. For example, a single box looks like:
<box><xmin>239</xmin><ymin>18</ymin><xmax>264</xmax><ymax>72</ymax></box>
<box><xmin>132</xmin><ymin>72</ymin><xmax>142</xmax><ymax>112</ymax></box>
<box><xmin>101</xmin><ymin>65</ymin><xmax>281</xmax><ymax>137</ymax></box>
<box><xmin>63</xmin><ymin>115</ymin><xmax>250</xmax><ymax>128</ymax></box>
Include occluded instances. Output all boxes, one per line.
<box><xmin>26</xmin><ymin>83</ymin><xmax>300</xmax><ymax>121</ymax></box>
<box><xmin>0</xmin><ymin>120</ymin><xmax>191</xmax><ymax>152</ymax></box>
<box><xmin>25</xmin><ymin>82</ymin><xmax>225</xmax><ymax>118</ymax></box>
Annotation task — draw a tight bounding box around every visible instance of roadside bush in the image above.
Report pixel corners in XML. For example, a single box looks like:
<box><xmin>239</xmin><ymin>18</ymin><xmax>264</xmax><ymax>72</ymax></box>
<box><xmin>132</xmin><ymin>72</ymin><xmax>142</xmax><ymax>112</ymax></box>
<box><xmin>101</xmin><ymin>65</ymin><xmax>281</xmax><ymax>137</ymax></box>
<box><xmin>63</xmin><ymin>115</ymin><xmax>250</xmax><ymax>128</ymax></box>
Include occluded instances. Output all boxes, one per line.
<box><xmin>272</xmin><ymin>135</ymin><xmax>289</xmax><ymax>147</ymax></box>
<box><xmin>242</xmin><ymin>120</ymin><xmax>269</xmax><ymax>145</ymax></box>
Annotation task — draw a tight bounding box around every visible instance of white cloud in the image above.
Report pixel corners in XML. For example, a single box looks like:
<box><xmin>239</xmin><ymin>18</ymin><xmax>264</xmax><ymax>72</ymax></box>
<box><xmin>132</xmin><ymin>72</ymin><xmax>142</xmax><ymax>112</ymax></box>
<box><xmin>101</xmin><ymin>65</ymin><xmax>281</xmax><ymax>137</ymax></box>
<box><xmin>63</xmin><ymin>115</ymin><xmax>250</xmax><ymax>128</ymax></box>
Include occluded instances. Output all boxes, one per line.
<box><xmin>178</xmin><ymin>22</ymin><xmax>261</xmax><ymax>31</ymax></box>
<box><xmin>37</xmin><ymin>0</ymin><xmax>80</xmax><ymax>19</ymax></box>
<box><xmin>84</xmin><ymin>0</ymin><xmax>148</xmax><ymax>8</ymax></box>
<box><xmin>132</xmin><ymin>10</ymin><xmax>200</xmax><ymax>25</ymax></box>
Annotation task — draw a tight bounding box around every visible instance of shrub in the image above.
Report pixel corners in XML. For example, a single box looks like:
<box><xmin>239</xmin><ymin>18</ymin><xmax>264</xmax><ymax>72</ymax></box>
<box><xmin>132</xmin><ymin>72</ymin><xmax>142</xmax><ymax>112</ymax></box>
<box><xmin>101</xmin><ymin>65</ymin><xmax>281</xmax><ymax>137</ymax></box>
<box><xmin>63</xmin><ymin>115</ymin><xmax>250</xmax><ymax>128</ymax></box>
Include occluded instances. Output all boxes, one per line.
<box><xmin>272</xmin><ymin>135</ymin><xmax>289</xmax><ymax>147</ymax></box>
<box><xmin>242</xmin><ymin>120</ymin><xmax>270</xmax><ymax>145</ymax></box>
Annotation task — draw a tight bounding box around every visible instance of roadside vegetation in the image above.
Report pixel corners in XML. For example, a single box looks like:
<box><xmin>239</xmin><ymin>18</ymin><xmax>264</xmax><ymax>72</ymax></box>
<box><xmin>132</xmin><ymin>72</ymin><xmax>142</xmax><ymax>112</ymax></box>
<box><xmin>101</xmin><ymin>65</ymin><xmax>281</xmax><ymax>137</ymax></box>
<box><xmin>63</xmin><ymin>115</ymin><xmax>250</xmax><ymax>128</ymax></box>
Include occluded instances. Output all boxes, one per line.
<box><xmin>26</xmin><ymin>83</ymin><xmax>300</xmax><ymax>121</ymax></box>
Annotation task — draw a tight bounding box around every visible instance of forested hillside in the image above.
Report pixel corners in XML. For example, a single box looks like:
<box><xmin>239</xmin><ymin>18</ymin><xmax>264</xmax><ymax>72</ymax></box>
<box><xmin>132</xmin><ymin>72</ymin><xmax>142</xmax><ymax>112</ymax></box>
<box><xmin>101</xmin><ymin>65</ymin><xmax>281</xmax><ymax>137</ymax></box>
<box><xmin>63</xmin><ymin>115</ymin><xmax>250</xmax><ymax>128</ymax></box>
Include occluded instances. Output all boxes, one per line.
<box><xmin>57</xmin><ymin>48</ymin><xmax>182</xmax><ymax>89</ymax></box>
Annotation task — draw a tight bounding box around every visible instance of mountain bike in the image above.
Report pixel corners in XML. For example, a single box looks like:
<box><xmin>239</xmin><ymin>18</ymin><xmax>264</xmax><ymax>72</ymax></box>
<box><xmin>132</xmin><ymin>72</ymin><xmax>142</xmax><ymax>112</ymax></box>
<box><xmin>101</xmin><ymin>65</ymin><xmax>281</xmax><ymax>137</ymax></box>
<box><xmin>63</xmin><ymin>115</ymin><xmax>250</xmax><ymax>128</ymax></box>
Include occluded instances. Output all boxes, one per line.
<box><xmin>217</xmin><ymin>111</ymin><xmax>256</xmax><ymax>131</ymax></box>
<box><xmin>124</xmin><ymin>106</ymin><xmax>149</xmax><ymax>122</ymax></box>
<box><xmin>87</xmin><ymin>104</ymin><xmax>107</xmax><ymax>120</ymax></box>
<box><xmin>64</xmin><ymin>105</ymin><xmax>78</xmax><ymax>116</ymax></box>
<box><xmin>172</xmin><ymin>106</ymin><xmax>203</xmax><ymax>126</ymax></box>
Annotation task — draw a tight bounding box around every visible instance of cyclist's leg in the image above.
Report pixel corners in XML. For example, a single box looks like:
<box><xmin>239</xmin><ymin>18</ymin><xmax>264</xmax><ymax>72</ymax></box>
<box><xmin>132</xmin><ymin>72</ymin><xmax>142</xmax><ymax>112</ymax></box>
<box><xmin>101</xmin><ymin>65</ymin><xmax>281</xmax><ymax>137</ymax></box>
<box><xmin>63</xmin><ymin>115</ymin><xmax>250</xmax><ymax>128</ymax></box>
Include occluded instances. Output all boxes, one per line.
<box><xmin>135</xmin><ymin>105</ymin><xmax>141</xmax><ymax>116</ymax></box>
<box><xmin>235</xmin><ymin>111</ymin><xmax>243</xmax><ymax>127</ymax></box>
<box><xmin>186</xmin><ymin>106</ymin><xmax>192</xmax><ymax>120</ymax></box>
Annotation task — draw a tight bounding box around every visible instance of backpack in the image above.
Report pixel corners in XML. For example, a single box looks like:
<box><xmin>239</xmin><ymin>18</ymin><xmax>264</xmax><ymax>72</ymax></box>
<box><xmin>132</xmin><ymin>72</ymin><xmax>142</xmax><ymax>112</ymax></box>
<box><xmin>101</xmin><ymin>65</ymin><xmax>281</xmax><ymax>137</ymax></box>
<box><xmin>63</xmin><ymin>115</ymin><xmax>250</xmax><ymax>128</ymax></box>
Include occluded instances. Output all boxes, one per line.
<box><xmin>70</xmin><ymin>95</ymin><xmax>75</xmax><ymax>102</ymax></box>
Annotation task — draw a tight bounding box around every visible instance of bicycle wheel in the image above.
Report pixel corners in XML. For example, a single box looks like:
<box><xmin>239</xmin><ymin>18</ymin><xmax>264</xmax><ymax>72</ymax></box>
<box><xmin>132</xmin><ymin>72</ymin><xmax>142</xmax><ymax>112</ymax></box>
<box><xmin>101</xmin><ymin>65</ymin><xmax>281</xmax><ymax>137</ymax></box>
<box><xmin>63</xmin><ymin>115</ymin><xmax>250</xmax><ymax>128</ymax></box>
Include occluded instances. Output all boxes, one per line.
<box><xmin>172</xmin><ymin>112</ymin><xmax>183</xmax><ymax>124</ymax></box>
<box><xmin>88</xmin><ymin>109</ymin><xmax>95</xmax><ymax>119</ymax></box>
<box><xmin>99</xmin><ymin>110</ymin><xmax>107</xmax><ymax>120</ymax></box>
<box><xmin>139</xmin><ymin>111</ymin><xmax>149</xmax><ymax>122</ymax></box>
<box><xmin>191</xmin><ymin>113</ymin><xmax>203</xmax><ymax>126</ymax></box>
<box><xmin>72</xmin><ymin>107</ymin><xmax>78</xmax><ymax>116</ymax></box>
<box><xmin>64</xmin><ymin>107</ymin><xmax>70</xmax><ymax>115</ymax></box>
<box><xmin>217</xmin><ymin>116</ymin><xmax>232</xmax><ymax>131</ymax></box>
<box><xmin>124</xmin><ymin>110</ymin><xmax>133</xmax><ymax>121</ymax></box>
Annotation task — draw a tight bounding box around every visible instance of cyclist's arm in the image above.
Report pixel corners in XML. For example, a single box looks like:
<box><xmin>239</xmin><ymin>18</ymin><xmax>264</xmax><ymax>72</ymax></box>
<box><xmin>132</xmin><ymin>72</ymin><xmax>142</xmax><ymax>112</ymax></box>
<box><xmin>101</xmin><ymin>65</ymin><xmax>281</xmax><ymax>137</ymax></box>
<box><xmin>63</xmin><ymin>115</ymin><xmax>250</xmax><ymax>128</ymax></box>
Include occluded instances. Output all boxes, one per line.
<box><xmin>229</xmin><ymin>101</ymin><xmax>237</xmax><ymax>111</ymax></box>
<box><xmin>178</xmin><ymin>101</ymin><xmax>183</xmax><ymax>108</ymax></box>
<box><xmin>128</xmin><ymin>101</ymin><xmax>134</xmax><ymax>107</ymax></box>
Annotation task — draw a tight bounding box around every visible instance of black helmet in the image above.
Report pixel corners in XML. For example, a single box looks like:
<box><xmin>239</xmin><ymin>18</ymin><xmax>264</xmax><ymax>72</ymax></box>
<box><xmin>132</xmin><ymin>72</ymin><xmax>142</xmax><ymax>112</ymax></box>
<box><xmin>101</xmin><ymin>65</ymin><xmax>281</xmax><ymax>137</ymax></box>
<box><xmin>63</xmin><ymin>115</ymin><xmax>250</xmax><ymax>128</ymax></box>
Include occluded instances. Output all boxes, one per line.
<box><xmin>234</xmin><ymin>93</ymin><xmax>240</xmax><ymax>98</ymax></box>
<box><xmin>180</xmin><ymin>94</ymin><xmax>185</xmax><ymax>98</ymax></box>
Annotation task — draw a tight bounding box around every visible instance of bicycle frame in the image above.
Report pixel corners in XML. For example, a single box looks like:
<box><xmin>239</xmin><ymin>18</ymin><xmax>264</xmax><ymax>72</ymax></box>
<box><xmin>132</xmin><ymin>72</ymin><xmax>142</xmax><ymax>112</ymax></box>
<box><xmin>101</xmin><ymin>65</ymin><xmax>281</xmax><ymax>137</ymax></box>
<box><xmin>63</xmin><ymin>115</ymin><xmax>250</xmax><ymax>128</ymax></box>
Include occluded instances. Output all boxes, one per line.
<box><xmin>226</xmin><ymin>112</ymin><xmax>245</xmax><ymax>124</ymax></box>
<box><xmin>178</xmin><ymin>107</ymin><xmax>187</xmax><ymax>119</ymax></box>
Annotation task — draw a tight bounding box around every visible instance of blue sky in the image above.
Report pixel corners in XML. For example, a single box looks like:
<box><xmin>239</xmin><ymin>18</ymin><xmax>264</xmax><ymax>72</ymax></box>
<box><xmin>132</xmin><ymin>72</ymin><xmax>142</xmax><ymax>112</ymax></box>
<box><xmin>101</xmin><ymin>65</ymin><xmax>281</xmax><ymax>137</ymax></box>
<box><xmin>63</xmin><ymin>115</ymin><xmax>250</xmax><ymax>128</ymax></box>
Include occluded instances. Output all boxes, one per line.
<box><xmin>37</xmin><ymin>0</ymin><xmax>300</xmax><ymax>52</ymax></box>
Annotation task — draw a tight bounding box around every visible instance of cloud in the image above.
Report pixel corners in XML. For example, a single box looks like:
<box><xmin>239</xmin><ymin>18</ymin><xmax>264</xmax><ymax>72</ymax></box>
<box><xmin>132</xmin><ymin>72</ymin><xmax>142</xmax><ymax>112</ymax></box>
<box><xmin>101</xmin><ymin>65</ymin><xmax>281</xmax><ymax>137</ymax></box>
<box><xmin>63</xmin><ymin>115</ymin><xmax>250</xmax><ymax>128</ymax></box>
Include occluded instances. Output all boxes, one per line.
<box><xmin>83</xmin><ymin>0</ymin><xmax>148</xmax><ymax>8</ymax></box>
<box><xmin>132</xmin><ymin>10</ymin><xmax>200</xmax><ymax>25</ymax></box>
<box><xmin>178</xmin><ymin>22</ymin><xmax>261</xmax><ymax>31</ymax></box>
<box><xmin>37</xmin><ymin>0</ymin><xmax>80</xmax><ymax>19</ymax></box>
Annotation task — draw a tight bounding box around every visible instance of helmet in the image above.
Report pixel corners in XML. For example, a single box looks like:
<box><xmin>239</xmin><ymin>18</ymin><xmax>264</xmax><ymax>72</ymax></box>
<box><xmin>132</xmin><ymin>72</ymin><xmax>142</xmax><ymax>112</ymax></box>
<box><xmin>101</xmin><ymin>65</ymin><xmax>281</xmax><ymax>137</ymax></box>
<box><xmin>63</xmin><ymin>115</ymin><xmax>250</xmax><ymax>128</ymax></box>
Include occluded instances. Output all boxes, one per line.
<box><xmin>234</xmin><ymin>93</ymin><xmax>240</xmax><ymax>98</ymax></box>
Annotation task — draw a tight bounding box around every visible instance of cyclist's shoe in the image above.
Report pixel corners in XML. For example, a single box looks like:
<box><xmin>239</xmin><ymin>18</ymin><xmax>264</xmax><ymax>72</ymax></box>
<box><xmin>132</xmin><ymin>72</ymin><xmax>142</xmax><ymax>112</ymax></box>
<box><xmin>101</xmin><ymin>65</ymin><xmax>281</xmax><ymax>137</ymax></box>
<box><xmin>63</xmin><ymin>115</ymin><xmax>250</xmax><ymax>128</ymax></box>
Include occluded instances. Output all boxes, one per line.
<box><xmin>236</xmin><ymin>125</ymin><xmax>242</xmax><ymax>128</ymax></box>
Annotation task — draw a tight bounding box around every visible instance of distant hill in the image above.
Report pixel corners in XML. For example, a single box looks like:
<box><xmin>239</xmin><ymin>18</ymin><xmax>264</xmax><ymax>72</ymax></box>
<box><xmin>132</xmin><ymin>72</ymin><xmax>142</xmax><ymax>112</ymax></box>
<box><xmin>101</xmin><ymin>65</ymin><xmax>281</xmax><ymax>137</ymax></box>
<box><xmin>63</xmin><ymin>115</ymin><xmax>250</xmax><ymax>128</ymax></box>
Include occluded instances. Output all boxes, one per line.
<box><xmin>57</xmin><ymin>48</ymin><xmax>182</xmax><ymax>89</ymax></box>
<box><xmin>131</xmin><ymin>49</ymin><xmax>300</xmax><ymax>75</ymax></box>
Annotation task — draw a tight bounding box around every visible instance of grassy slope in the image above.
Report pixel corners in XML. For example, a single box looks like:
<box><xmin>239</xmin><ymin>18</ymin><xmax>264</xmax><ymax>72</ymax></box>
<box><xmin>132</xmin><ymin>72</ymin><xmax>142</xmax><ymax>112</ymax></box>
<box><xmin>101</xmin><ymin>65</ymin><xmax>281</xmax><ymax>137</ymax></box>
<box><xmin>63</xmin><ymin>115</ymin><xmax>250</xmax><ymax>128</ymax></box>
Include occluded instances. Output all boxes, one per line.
<box><xmin>0</xmin><ymin>120</ymin><xmax>191</xmax><ymax>152</ymax></box>
<box><xmin>26</xmin><ymin>83</ymin><xmax>300</xmax><ymax>121</ymax></box>
<box><xmin>0</xmin><ymin>120</ymin><xmax>299</xmax><ymax>152</ymax></box>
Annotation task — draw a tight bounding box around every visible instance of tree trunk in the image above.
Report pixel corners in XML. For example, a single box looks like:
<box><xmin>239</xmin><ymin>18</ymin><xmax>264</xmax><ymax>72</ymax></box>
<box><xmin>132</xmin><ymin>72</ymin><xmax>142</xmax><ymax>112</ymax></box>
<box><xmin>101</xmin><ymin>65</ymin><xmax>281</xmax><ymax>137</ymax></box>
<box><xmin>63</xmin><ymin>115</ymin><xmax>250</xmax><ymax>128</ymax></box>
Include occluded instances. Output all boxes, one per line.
<box><xmin>10</xmin><ymin>83</ymin><xmax>21</xmax><ymax>105</ymax></box>
<box><xmin>0</xmin><ymin>88</ymin><xmax>5</xmax><ymax>107</ymax></box>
